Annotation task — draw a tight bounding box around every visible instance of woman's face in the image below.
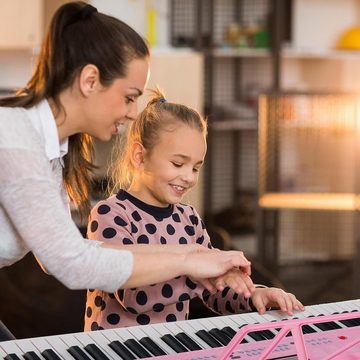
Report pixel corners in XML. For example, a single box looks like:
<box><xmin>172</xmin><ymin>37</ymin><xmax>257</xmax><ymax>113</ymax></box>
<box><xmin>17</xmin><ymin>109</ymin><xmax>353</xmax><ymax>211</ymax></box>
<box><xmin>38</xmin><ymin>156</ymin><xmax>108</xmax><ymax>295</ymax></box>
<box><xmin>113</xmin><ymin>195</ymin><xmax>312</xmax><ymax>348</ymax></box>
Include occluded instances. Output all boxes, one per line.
<box><xmin>85</xmin><ymin>57</ymin><xmax>150</xmax><ymax>141</ymax></box>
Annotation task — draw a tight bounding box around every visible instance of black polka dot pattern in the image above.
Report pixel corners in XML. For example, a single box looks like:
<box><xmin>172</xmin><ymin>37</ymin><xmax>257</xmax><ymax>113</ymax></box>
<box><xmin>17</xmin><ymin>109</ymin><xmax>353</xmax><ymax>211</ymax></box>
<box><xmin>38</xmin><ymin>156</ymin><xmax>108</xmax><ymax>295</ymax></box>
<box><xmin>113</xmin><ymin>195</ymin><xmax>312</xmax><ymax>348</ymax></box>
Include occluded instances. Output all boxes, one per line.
<box><xmin>145</xmin><ymin>223</ymin><xmax>157</xmax><ymax>234</ymax></box>
<box><xmin>176</xmin><ymin>302</ymin><xmax>184</xmax><ymax>312</ymax></box>
<box><xmin>185</xmin><ymin>277</ymin><xmax>197</xmax><ymax>290</ymax></box>
<box><xmin>107</xmin><ymin>313</ymin><xmax>120</xmax><ymax>325</ymax></box>
<box><xmin>172</xmin><ymin>213</ymin><xmax>181</xmax><ymax>222</ymax></box>
<box><xmin>196</xmin><ymin>235</ymin><xmax>205</xmax><ymax>244</ymax></box>
<box><xmin>225</xmin><ymin>301</ymin><xmax>233</xmax><ymax>313</ymax></box>
<box><xmin>166</xmin><ymin>314</ymin><xmax>177</xmax><ymax>322</ymax></box>
<box><xmin>114</xmin><ymin>216</ymin><xmax>127</xmax><ymax>226</ymax></box>
<box><xmin>131</xmin><ymin>223</ymin><xmax>138</xmax><ymax>233</ymax></box>
<box><xmin>136</xmin><ymin>291</ymin><xmax>148</xmax><ymax>306</ymax></box>
<box><xmin>137</xmin><ymin>314</ymin><xmax>150</xmax><ymax>325</ymax></box>
<box><xmin>179</xmin><ymin>237</ymin><xmax>187</xmax><ymax>244</ymax></box>
<box><xmin>184</xmin><ymin>225</ymin><xmax>195</xmax><ymax>236</ymax></box>
<box><xmin>137</xmin><ymin>234</ymin><xmax>149</xmax><ymax>244</ymax></box>
<box><xmin>179</xmin><ymin>293</ymin><xmax>190</xmax><ymax>302</ymax></box>
<box><xmin>166</xmin><ymin>224</ymin><xmax>175</xmax><ymax>235</ymax></box>
<box><xmin>98</xmin><ymin>204</ymin><xmax>111</xmax><ymax>214</ymax></box>
<box><xmin>132</xmin><ymin>211</ymin><xmax>141</xmax><ymax>221</ymax></box>
<box><xmin>153</xmin><ymin>303</ymin><xmax>165</xmax><ymax>312</ymax></box>
<box><xmin>102</xmin><ymin>227</ymin><xmax>116</xmax><ymax>239</ymax></box>
<box><xmin>85</xmin><ymin>190</ymin><xmax>250</xmax><ymax>331</ymax></box>
<box><xmin>123</xmin><ymin>238</ymin><xmax>133</xmax><ymax>244</ymax></box>
<box><xmin>189</xmin><ymin>215</ymin><xmax>199</xmax><ymax>225</ymax></box>
<box><xmin>90</xmin><ymin>221</ymin><xmax>98</xmax><ymax>232</ymax></box>
<box><xmin>222</xmin><ymin>287</ymin><xmax>230</xmax><ymax>298</ymax></box>
<box><xmin>162</xmin><ymin>284</ymin><xmax>173</xmax><ymax>298</ymax></box>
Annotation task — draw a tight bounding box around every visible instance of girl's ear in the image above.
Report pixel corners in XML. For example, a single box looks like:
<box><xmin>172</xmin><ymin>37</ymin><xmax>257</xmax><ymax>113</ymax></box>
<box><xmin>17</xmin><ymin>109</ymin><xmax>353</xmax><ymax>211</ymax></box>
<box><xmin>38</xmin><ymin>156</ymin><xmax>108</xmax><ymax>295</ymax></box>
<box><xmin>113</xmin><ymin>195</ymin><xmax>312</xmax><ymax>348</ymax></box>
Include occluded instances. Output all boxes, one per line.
<box><xmin>79</xmin><ymin>64</ymin><xmax>100</xmax><ymax>97</ymax></box>
<box><xmin>130</xmin><ymin>141</ymin><xmax>146</xmax><ymax>169</ymax></box>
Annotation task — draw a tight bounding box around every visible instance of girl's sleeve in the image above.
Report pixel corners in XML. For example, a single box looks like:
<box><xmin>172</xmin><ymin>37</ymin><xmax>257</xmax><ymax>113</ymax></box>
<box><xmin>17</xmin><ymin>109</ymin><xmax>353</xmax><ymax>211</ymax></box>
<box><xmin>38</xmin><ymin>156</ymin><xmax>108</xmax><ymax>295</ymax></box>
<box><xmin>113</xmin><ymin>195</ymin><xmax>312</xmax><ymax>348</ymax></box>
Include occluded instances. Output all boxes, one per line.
<box><xmin>188</xmin><ymin>207</ymin><xmax>253</xmax><ymax>315</ymax></box>
<box><xmin>0</xmin><ymin>116</ymin><xmax>133</xmax><ymax>292</ymax></box>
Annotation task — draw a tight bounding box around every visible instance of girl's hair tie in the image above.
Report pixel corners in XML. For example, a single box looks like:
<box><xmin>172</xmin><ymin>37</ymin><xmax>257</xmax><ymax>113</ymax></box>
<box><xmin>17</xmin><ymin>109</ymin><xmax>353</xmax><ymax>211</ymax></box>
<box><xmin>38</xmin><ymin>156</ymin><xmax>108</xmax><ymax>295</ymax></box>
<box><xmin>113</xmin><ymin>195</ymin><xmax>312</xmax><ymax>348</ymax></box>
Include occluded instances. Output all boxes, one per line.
<box><xmin>159</xmin><ymin>97</ymin><xmax>167</xmax><ymax>103</ymax></box>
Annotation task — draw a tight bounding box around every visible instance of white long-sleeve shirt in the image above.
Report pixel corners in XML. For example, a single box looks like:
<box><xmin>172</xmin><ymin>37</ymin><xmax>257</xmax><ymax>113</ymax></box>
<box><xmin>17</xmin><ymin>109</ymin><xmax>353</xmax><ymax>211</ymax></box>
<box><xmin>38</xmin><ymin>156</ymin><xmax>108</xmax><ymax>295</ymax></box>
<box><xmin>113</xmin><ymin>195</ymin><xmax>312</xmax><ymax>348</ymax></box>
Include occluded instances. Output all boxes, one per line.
<box><xmin>0</xmin><ymin>101</ymin><xmax>133</xmax><ymax>292</ymax></box>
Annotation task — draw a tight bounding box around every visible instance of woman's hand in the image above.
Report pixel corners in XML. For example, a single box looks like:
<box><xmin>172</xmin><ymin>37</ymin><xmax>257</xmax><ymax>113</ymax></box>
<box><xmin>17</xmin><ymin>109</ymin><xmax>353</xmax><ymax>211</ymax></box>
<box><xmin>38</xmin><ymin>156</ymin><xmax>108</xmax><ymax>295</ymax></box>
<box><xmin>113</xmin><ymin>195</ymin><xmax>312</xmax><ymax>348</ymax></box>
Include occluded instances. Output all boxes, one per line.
<box><xmin>183</xmin><ymin>249</ymin><xmax>252</xmax><ymax>293</ymax></box>
<box><xmin>251</xmin><ymin>287</ymin><xmax>305</xmax><ymax>316</ymax></box>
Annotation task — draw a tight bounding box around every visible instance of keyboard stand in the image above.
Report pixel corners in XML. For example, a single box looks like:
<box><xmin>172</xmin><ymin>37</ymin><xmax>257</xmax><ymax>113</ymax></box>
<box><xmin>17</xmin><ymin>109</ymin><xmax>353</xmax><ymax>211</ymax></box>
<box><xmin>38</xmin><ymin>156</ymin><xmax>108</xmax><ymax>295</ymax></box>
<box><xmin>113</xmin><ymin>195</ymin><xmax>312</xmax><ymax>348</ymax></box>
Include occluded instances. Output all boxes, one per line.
<box><xmin>219</xmin><ymin>311</ymin><xmax>360</xmax><ymax>360</ymax></box>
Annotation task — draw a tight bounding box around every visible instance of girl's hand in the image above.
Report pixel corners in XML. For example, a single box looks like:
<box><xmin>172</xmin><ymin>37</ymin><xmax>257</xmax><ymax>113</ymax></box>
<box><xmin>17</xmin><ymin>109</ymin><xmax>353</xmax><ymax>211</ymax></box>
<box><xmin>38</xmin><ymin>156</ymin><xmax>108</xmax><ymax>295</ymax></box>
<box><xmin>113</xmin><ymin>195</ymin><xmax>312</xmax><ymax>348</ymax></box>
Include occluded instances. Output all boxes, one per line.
<box><xmin>211</xmin><ymin>268</ymin><xmax>256</xmax><ymax>298</ymax></box>
<box><xmin>251</xmin><ymin>287</ymin><xmax>305</xmax><ymax>316</ymax></box>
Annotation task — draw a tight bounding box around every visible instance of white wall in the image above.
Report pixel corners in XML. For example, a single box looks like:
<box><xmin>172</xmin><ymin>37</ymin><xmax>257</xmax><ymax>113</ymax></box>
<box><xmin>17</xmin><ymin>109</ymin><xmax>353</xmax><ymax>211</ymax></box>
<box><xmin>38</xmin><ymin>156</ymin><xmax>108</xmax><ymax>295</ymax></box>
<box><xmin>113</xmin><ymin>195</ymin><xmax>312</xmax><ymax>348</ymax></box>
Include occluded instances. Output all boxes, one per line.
<box><xmin>91</xmin><ymin>0</ymin><xmax>170</xmax><ymax>48</ymax></box>
<box><xmin>0</xmin><ymin>50</ymin><xmax>35</xmax><ymax>89</ymax></box>
<box><xmin>292</xmin><ymin>0</ymin><xmax>360</xmax><ymax>50</ymax></box>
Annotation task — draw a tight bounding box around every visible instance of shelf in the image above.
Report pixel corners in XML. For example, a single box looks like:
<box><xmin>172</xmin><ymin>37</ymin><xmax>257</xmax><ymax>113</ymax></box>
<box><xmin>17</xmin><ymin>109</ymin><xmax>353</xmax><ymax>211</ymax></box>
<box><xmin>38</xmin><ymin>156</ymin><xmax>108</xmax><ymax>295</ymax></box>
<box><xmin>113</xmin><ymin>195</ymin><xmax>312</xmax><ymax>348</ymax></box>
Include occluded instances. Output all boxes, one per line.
<box><xmin>283</xmin><ymin>47</ymin><xmax>360</xmax><ymax>60</ymax></box>
<box><xmin>212</xmin><ymin>47</ymin><xmax>270</xmax><ymax>58</ymax></box>
<box><xmin>259</xmin><ymin>192</ymin><xmax>359</xmax><ymax>211</ymax></box>
<box><xmin>210</xmin><ymin>47</ymin><xmax>360</xmax><ymax>60</ymax></box>
<box><xmin>211</xmin><ymin>119</ymin><xmax>258</xmax><ymax>131</ymax></box>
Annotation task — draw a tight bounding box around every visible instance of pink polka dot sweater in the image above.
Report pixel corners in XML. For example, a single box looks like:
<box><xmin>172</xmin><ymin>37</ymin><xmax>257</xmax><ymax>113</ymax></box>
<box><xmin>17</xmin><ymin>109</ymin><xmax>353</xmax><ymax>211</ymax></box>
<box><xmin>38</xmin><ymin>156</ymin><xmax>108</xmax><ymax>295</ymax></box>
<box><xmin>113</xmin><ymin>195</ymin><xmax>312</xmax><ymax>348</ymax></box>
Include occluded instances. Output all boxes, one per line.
<box><xmin>84</xmin><ymin>190</ymin><xmax>252</xmax><ymax>330</ymax></box>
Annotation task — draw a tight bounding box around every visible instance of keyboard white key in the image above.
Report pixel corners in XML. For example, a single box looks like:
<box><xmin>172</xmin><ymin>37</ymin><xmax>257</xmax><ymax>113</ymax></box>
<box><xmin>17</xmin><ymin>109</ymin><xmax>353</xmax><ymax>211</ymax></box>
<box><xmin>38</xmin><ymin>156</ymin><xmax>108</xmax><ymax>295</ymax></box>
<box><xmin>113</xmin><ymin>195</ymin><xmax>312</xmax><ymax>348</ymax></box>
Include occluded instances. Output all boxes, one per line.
<box><xmin>12</xmin><ymin>338</ymin><xmax>45</xmax><ymax>359</ymax></box>
<box><xmin>42</xmin><ymin>335</ymin><xmax>75</xmax><ymax>360</ymax></box>
<box><xmin>0</xmin><ymin>345</ymin><xmax>8</xmax><ymax>358</ymax></box>
<box><xmin>0</xmin><ymin>340</ymin><xmax>25</xmax><ymax>358</ymax></box>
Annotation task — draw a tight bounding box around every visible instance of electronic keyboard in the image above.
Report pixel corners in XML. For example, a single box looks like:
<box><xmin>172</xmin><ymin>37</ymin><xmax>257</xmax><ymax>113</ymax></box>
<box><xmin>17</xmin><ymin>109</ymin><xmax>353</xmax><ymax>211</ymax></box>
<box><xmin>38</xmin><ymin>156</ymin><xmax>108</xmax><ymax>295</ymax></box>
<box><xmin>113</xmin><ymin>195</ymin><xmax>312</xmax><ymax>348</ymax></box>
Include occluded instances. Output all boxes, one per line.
<box><xmin>1</xmin><ymin>298</ymin><xmax>360</xmax><ymax>360</ymax></box>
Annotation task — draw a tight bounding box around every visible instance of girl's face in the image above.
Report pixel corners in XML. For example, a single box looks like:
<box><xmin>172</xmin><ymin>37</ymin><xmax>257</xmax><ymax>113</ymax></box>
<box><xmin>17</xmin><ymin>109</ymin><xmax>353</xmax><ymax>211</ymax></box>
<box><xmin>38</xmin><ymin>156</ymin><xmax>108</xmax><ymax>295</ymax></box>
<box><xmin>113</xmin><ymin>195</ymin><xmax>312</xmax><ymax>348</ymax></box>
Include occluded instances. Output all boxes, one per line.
<box><xmin>84</xmin><ymin>57</ymin><xmax>150</xmax><ymax>141</ymax></box>
<box><xmin>131</xmin><ymin>123</ymin><xmax>207</xmax><ymax>207</ymax></box>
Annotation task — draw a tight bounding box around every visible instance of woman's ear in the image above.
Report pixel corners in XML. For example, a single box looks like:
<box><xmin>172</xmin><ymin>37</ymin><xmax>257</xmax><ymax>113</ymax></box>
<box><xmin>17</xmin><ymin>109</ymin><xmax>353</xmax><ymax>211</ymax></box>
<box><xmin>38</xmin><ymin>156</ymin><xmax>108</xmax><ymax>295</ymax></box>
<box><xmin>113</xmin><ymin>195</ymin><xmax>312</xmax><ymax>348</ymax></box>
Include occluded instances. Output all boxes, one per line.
<box><xmin>130</xmin><ymin>142</ymin><xmax>146</xmax><ymax>169</ymax></box>
<box><xmin>79</xmin><ymin>64</ymin><xmax>100</xmax><ymax>97</ymax></box>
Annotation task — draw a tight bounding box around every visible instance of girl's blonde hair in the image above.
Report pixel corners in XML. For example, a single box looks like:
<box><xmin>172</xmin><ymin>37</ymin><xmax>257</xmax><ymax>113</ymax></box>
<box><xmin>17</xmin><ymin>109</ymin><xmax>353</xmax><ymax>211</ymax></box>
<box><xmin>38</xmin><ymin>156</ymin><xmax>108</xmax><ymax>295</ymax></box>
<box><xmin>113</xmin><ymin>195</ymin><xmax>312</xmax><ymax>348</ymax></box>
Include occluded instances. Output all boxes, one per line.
<box><xmin>109</xmin><ymin>88</ymin><xmax>207</xmax><ymax>192</ymax></box>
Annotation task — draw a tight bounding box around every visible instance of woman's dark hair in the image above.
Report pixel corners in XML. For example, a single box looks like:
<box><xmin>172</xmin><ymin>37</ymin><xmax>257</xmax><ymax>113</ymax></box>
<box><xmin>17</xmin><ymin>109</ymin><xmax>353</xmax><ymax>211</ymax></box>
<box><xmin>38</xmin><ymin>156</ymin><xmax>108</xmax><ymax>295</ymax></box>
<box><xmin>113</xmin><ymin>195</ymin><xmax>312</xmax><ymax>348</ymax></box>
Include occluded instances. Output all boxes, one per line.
<box><xmin>0</xmin><ymin>1</ymin><xmax>150</xmax><ymax>218</ymax></box>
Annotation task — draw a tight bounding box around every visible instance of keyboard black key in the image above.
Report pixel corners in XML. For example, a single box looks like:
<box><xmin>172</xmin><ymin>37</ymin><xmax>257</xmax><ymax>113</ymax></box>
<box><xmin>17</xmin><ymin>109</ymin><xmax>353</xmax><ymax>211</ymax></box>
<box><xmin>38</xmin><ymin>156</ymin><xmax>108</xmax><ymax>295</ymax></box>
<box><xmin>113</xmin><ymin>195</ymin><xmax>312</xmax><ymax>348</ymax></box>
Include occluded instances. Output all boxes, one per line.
<box><xmin>221</xmin><ymin>326</ymin><xmax>248</xmax><ymax>344</ymax></box>
<box><xmin>221</xmin><ymin>326</ymin><xmax>236</xmax><ymax>338</ymax></box>
<box><xmin>209</xmin><ymin>328</ymin><xmax>231</xmax><ymax>346</ymax></box>
<box><xmin>314</xmin><ymin>321</ymin><xmax>342</xmax><ymax>332</ymax></box>
<box><xmin>67</xmin><ymin>345</ymin><xmax>92</xmax><ymax>360</ymax></box>
<box><xmin>84</xmin><ymin>344</ymin><xmax>110</xmax><ymax>360</ymax></box>
<box><xmin>339</xmin><ymin>318</ymin><xmax>360</xmax><ymax>327</ymax></box>
<box><xmin>108</xmin><ymin>340</ymin><xmax>135</xmax><ymax>360</ymax></box>
<box><xmin>195</xmin><ymin>330</ymin><xmax>222</xmax><ymax>348</ymax></box>
<box><xmin>23</xmin><ymin>351</ymin><xmax>42</xmax><ymax>360</ymax></box>
<box><xmin>4</xmin><ymin>354</ymin><xmax>22</xmax><ymax>360</ymax></box>
<box><xmin>161</xmin><ymin>334</ymin><xmax>188</xmax><ymax>353</ymax></box>
<box><xmin>41</xmin><ymin>349</ymin><xmax>62</xmax><ymax>360</ymax></box>
<box><xmin>175</xmin><ymin>332</ymin><xmax>202</xmax><ymax>351</ymax></box>
<box><xmin>259</xmin><ymin>330</ymin><xmax>276</xmax><ymax>340</ymax></box>
<box><xmin>248</xmin><ymin>331</ymin><xmax>268</xmax><ymax>342</ymax></box>
<box><xmin>301</xmin><ymin>325</ymin><xmax>317</xmax><ymax>334</ymax></box>
<box><xmin>124</xmin><ymin>339</ymin><xmax>152</xmax><ymax>358</ymax></box>
<box><xmin>139</xmin><ymin>337</ymin><xmax>167</xmax><ymax>356</ymax></box>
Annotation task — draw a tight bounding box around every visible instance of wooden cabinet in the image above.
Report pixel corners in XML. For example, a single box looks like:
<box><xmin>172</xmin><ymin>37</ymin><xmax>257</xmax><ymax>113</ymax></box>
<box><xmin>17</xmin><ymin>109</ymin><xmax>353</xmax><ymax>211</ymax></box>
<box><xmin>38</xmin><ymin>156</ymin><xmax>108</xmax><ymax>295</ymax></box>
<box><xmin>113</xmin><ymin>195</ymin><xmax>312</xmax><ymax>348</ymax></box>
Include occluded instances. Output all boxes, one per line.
<box><xmin>0</xmin><ymin>0</ymin><xmax>74</xmax><ymax>50</ymax></box>
<box><xmin>0</xmin><ymin>0</ymin><xmax>43</xmax><ymax>49</ymax></box>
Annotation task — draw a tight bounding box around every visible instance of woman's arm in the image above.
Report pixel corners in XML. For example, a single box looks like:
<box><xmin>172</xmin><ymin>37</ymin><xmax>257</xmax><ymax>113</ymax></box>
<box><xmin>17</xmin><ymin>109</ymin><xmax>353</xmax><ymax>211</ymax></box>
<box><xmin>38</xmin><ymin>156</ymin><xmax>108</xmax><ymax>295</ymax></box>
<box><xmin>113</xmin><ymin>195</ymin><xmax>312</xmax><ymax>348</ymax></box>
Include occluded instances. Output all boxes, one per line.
<box><xmin>122</xmin><ymin>249</ymin><xmax>253</xmax><ymax>290</ymax></box>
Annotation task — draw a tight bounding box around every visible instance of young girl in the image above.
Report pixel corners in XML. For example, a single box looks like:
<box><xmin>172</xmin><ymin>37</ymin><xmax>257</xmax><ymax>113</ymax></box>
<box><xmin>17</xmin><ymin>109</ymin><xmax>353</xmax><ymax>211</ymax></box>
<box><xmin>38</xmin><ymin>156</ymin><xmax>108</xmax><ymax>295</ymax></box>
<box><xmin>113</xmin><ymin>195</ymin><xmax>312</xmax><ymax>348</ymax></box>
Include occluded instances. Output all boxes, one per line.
<box><xmin>84</xmin><ymin>89</ymin><xmax>304</xmax><ymax>330</ymax></box>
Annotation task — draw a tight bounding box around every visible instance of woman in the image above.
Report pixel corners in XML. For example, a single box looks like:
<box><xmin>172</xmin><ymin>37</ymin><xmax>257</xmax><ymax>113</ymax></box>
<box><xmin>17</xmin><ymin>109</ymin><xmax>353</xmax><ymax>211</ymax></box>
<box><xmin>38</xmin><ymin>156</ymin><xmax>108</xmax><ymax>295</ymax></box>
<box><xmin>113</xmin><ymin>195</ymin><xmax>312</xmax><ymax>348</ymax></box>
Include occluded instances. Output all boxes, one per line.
<box><xmin>0</xmin><ymin>2</ymin><xmax>251</xmax><ymax>295</ymax></box>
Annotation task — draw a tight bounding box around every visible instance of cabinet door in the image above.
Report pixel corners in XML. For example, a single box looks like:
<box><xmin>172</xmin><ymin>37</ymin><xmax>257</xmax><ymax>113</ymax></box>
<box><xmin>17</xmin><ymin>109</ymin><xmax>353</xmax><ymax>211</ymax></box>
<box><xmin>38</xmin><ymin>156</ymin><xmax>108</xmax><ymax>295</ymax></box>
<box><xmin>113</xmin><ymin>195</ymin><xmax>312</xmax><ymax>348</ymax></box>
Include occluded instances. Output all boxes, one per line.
<box><xmin>0</xmin><ymin>0</ymin><xmax>43</xmax><ymax>49</ymax></box>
